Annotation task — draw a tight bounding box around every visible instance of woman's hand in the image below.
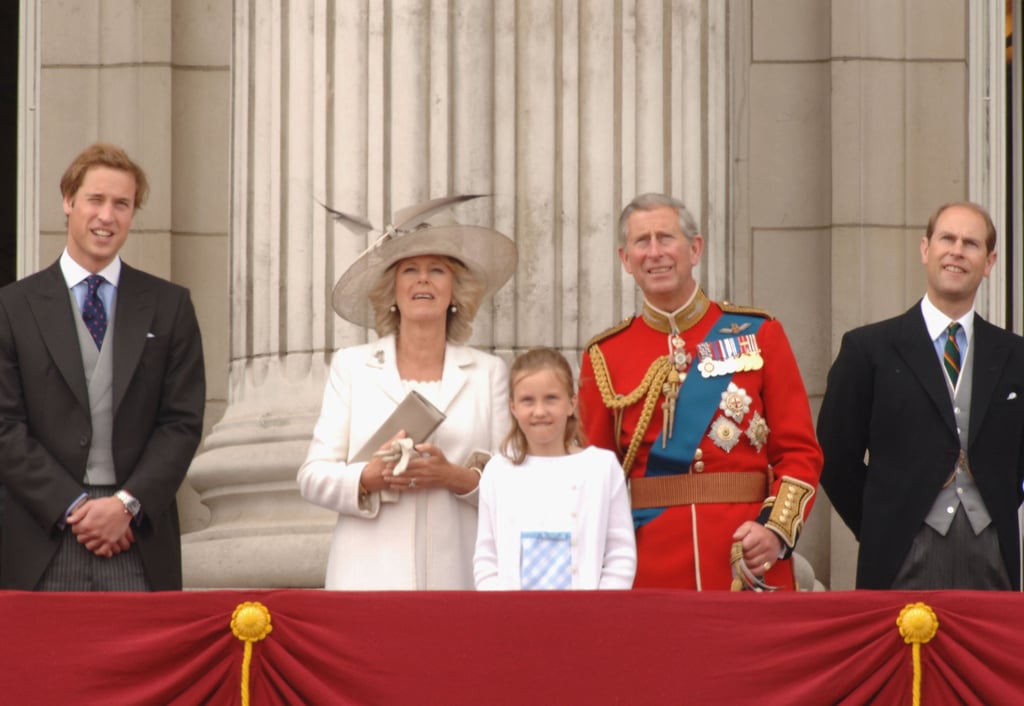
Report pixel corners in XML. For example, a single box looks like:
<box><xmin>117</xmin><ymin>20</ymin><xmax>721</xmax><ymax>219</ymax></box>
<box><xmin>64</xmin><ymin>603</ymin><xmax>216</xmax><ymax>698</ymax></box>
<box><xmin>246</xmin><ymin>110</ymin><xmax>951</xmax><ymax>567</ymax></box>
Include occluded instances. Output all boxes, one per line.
<box><xmin>395</xmin><ymin>442</ymin><xmax>480</xmax><ymax>495</ymax></box>
<box><xmin>360</xmin><ymin>431</ymin><xmax>408</xmax><ymax>493</ymax></box>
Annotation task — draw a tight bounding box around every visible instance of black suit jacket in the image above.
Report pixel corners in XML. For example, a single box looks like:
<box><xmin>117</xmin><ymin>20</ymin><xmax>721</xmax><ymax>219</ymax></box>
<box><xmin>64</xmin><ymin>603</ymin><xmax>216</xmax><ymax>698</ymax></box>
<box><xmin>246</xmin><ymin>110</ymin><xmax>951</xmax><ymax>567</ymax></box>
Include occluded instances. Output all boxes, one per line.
<box><xmin>0</xmin><ymin>261</ymin><xmax>205</xmax><ymax>590</ymax></box>
<box><xmin>818</xmin><ymin>302</ymin><xmax>1024</xmax><ymax>589</ymax></box>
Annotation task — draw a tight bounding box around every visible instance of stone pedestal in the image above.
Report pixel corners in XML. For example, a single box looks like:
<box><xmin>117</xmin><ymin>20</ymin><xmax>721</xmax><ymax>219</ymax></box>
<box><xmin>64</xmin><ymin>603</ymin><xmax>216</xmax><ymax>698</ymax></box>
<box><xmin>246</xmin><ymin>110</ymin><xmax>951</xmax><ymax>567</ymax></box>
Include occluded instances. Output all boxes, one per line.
<box><xmin>183</xmin><ymin>358</ymin><xmax>334</xmax><ymax>588</ymax></box>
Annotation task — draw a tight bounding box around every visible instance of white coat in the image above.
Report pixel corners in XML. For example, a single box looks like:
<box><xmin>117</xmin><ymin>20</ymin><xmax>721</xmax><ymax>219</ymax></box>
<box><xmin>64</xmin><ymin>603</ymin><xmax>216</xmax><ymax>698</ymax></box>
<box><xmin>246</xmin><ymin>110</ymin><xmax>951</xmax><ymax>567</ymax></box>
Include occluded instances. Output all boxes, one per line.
<box><xmin>298</xmin><ymin>335</ymin><xmax>510</xmax><ymax>589</ymax></box>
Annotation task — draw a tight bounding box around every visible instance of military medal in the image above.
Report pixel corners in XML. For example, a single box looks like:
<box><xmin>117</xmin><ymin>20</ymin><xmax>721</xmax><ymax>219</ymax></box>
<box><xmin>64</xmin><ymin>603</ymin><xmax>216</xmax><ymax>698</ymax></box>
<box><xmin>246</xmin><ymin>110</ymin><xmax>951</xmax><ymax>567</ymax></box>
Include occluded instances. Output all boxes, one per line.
<box><xmin>709</xmin><ymin>417</ymin><xmax>741</xmax><ymax>452</ymax></box>
<box><xmin>745</xmin><ymin>411</ymin><xmax>770</xmax><ymax>452</ymax></box>
<box><xmin>721</xmin><ymin>337</ymin><xmax>739</xmax><ymax>373</ymax></box>
<box><xmin>719</xmin><ymin>383</ymin><xmax>752</xmax><ymax>423</ymax></box>
<box><xmin>697</xmin><ymin>340</ymin><xmax>732</xmax><ymax>377</ymax></box>
<box><xmin>696</xmin><ymin>341</ymin><xmax>721</xmax><ymax>378</ymax></box>
<box><xmin>737</xmin><ymin>333</ymin><xmax>764</xmax><ymax>371</ymax></box>
<box><xmin>670</xmin><ymin>333</ymin><xmax>691</xmax><ymax>371</ymax></box>
<box><xmin>697</xmin><ymin>334</ymin><xmax>764</xmax><ymax>377</ymax></box>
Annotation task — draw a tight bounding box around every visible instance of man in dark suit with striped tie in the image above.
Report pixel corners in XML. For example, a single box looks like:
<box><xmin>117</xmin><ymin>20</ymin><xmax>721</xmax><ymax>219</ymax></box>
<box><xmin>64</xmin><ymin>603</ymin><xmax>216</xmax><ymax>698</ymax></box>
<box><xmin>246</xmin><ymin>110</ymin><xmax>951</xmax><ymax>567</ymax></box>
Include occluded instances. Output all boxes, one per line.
<box><xmin>818</xmin><ymin>201</ymin><xmax>1024</xmax><ymax>590</ymax></box>
<box><xmin>0</xmin><ymin>143</ymin><xmax>205</xmax><ymax>591</ymax></box>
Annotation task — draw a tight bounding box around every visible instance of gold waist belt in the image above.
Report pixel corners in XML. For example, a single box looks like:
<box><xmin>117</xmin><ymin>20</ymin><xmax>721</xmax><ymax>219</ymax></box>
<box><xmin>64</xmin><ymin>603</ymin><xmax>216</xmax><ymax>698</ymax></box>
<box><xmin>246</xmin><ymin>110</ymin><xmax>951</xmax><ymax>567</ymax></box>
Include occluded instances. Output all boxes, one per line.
<box><xmin>630</xmin><ymin>471</ymin><xmax>769</xmax><ymax>510</ymax></box>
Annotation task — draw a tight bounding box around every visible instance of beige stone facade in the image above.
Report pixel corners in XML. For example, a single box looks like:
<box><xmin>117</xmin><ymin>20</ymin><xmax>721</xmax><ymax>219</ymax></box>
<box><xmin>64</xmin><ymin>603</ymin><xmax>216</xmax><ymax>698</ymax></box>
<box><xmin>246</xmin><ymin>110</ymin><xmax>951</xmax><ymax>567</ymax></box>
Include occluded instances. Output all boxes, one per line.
<box><xmin>17</xmin><ymin>1</ymin><xmax>1016</xmax><ymax>590</ymax></box>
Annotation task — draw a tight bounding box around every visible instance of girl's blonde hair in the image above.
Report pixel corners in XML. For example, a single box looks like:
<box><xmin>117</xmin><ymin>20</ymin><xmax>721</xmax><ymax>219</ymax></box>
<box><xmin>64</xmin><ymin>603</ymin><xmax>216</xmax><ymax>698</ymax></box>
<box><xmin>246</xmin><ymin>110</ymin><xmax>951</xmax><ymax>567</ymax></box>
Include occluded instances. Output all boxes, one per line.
<box><xmin>501</xmin><ymin>347</ymin><xmax>586</xmax><ymax>464</ymax></box>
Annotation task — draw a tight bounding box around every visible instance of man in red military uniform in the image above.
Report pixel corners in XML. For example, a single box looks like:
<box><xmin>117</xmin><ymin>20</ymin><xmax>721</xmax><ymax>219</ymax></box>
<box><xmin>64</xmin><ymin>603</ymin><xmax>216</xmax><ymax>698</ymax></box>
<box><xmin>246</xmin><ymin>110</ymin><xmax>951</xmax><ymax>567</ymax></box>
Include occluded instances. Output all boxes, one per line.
<box><xmin>578</xmin><ymin>193</ymin><xmax>822</xmax><ymax>590</ymax></box>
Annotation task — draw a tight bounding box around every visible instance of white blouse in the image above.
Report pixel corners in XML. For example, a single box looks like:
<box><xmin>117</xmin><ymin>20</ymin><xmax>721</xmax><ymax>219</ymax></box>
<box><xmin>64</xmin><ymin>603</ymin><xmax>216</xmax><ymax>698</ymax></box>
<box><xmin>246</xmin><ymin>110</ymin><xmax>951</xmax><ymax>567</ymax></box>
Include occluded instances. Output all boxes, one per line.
<box><xmin>474</xmin><ymin>446</ymin><xmax>636</xmax><ymax>590</ymax></box>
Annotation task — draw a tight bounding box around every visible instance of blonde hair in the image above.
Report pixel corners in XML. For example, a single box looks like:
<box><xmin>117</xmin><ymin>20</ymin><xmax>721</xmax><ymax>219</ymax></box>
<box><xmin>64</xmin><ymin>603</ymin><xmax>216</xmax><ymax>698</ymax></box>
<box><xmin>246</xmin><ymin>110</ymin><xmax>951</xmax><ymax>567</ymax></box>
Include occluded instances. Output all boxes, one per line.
<box><xmin>501</xmin><ymin>347</ymin><xmax>586</xmax><ymax>464</ymax></box>
<box><xmin>367</xmin><ymin>255</ymin><xmax>485</xmax><ymax>343</ymax></box>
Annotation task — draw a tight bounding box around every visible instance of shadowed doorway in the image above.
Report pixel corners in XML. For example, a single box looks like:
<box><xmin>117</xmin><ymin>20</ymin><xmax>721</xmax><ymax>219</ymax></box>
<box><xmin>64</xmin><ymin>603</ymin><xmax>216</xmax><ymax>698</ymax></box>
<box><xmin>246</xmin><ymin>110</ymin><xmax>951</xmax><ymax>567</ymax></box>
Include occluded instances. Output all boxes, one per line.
<box><xmin>1</xmin><ymin>3</ymin><xmax>16</xmax><ymax>287</ymax></box>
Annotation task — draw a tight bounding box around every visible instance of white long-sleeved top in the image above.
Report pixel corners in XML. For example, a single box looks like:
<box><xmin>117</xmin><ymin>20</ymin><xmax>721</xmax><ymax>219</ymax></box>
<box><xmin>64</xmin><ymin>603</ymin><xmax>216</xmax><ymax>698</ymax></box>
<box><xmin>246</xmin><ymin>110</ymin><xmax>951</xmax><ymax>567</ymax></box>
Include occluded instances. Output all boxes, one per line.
<box><xmin>474</xmin><ymin>446</ymin><xmax>637</xmax><ymax>590</ymax></box>
<box><xmin>298</xmin><ymin>334</ymin><xmax>509</xmax><ymax>590</ymax></box>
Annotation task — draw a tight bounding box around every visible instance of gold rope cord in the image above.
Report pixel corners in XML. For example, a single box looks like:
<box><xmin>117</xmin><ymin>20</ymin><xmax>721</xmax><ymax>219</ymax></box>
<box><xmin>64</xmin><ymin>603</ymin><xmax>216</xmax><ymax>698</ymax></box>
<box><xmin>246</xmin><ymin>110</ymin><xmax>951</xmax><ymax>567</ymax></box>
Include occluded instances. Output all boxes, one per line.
<box><xmin>588</xmin><ymin>345</ymin><xmax>672</xmax><ymax>474</ymax></box>
<box><xmin>231</xmin><ymin>602</ymin><xmax>273</xmax><ymax>706</ymax></box>
<box><xmin>897</xmin><ymin>602</ymin><xmax>938</xmax><ymax>706</ymax></box>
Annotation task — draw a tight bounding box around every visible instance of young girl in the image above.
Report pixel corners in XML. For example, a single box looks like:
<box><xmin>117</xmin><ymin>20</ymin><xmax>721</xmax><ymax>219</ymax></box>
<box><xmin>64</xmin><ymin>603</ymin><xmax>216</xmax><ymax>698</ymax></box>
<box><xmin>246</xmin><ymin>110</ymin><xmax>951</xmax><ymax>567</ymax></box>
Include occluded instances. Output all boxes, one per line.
<box><xmin>474</xmin><ymin>347</ymin><xmax>636</xmax><ymax>590</ymax></box>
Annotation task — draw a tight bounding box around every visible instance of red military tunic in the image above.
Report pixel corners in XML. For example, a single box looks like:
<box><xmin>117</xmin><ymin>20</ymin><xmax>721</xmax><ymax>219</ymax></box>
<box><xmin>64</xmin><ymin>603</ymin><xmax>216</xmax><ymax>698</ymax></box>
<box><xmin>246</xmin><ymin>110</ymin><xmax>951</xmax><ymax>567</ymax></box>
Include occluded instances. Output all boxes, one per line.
<box><xmin>578</xmin><ymin>290</ymin><xmax>822</xmax><ymax>590</ymax></box>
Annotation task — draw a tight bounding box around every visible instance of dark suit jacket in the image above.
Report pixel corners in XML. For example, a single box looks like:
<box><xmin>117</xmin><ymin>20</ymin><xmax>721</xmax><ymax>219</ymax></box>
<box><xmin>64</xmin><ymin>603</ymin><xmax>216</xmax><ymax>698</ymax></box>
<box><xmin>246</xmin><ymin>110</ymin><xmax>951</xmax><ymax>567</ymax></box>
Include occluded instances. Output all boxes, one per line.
<box><xmin>818</xmin><ymin>303</ymin><xmax>1024</xmax><ymax>589</ymax></box>
<box><xmin>0</xmin><ymin>261</ymin><xmax>205</xmax><ymax>590</ymax></box>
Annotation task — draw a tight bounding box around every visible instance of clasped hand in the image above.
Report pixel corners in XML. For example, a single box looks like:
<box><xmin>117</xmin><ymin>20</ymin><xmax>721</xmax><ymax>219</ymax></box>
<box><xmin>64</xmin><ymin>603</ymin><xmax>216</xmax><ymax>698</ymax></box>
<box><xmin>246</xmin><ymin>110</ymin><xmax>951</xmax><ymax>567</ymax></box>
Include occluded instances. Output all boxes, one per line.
<box><xmin>381</xmin><ymin>441</ymin><xmax>454</xmax><ymax>491</ymax></box>
<box><xmin>361</xmin><ymin>431</ymin><xmax>473</xmax><ymax>495</ymax></box>
<box><xmin>67</xmin><ymin>497</ymin><xmax>135</xmax><ymax>558</ymax></box>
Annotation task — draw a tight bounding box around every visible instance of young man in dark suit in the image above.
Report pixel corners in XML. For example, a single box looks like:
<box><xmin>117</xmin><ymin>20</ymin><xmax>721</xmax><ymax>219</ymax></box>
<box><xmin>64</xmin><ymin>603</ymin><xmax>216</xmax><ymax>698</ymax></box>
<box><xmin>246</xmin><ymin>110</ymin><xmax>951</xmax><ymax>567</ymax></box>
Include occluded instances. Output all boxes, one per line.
<box><xmin>0</xmin><ymin>143</ymin><xmax>205</xmax><ymax>591</ymax></box>
<box><xmin>819</xmin><ymin>202</ymin><xmax>1024</xmax><ymax>590</ymax></box>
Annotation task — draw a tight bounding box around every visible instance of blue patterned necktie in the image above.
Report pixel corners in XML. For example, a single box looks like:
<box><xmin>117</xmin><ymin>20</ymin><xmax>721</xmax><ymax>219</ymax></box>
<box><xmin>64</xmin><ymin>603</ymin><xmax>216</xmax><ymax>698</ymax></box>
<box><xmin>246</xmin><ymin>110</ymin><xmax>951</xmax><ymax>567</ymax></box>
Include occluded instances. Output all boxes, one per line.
<box><xmin>943</xmin><ymin>322</ymin><xmax>961</xmax><ymax>386</ymax></box>
<box><xmin>82</xmin><ymin>274</ymin><xmax>108</xmax><ymax>350</ymax></box>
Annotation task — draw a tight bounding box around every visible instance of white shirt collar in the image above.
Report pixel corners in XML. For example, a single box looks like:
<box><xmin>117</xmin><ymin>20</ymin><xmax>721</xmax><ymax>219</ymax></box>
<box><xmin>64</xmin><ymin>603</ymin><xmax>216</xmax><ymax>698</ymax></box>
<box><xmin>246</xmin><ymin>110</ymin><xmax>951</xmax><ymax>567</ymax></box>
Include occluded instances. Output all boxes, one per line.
<box><xmin>59</xmin><ymin>249</ymin><xmax>122</xmax><ymax>289</ymax></box>
<box><xmin>920</xmin><ymin>294</ymin><xmax>973</xmax><ymax>343</ymax></box>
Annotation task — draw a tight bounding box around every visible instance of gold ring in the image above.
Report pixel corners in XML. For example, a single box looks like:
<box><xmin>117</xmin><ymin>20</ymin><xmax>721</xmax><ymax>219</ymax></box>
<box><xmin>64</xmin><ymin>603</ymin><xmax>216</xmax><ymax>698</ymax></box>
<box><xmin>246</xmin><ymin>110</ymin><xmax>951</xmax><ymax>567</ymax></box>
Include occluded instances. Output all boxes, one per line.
<box><xmin>763</xmin><ymin>562</ymin><xmax>771</xmax><ymax>571</ymax></box>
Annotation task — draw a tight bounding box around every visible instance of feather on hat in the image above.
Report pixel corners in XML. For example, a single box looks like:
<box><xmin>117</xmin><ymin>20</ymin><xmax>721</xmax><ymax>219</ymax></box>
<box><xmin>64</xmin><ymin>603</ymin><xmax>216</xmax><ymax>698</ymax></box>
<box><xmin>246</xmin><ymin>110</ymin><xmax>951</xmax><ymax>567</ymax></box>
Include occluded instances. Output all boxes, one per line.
<box><xmin>324</xmin><ymin>194</ymin><xmax>518</xmax><ymax>328</ymax></box>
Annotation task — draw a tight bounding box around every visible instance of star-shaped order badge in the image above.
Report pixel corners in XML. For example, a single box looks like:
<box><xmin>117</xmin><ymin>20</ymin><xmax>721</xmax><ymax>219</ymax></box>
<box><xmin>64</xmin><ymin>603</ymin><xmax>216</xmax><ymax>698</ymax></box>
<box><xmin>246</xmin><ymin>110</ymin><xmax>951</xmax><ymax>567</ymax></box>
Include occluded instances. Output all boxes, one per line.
<box><xmin>745</xmin><ymin>410</ymin><xmax>770</xmax><ymax>452</ymax></box>
<box><xmin>709</xmin><ymin>417</ymin><xmax>742</xmax><ymax>452</ymax></box>
<box><xmin>719</xmin><ymin>383</ymin><xmax>752</xmax><ymax>423</ymax></box>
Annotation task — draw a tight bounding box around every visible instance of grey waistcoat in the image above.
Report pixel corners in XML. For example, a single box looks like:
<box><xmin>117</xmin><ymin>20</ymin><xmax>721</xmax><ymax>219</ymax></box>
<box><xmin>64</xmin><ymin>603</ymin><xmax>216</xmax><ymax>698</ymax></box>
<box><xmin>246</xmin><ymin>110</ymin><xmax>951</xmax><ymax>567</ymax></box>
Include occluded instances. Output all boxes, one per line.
<box><xmin>923</xmin><ymin>336</ymin><xmax>993</xmax><ymax>535</ymax></box>
<box><xmin>71</xmin><ymin>292</ymin><xmax>117</xmax><ymax>486</ymax></box>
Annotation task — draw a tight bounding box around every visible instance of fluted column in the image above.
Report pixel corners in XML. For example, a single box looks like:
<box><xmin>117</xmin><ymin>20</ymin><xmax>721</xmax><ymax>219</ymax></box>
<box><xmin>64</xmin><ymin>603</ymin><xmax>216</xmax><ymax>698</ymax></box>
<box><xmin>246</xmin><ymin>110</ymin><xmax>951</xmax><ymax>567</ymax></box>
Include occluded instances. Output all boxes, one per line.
<box><xmin>183</xmin><ymin>0</ymin><xmax>717</xmax><ymax>588</ymax></box>
<box><xmin>182</xmin><ymin>0</ymin><xmax>336</xmax><ymax>588</ymax></box>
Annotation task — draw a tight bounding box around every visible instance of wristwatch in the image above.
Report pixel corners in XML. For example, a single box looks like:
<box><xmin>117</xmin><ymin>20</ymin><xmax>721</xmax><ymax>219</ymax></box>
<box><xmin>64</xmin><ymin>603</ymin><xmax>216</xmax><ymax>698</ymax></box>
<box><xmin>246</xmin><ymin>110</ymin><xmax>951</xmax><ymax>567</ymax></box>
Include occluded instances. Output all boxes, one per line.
<box><xmin>115</xmin><ymin>490</ymin><xmax>142</xmax><ymax>518</ymax></box>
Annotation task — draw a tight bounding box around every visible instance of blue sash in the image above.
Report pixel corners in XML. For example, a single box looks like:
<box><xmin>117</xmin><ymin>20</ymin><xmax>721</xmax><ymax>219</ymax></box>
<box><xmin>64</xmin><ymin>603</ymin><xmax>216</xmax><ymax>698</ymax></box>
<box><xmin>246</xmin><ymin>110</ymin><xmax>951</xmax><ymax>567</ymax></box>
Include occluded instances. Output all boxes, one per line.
<box><xmin>634</xmin><ymin>312</ymin><xmax>765</xmax><ymax>528</ymax></box>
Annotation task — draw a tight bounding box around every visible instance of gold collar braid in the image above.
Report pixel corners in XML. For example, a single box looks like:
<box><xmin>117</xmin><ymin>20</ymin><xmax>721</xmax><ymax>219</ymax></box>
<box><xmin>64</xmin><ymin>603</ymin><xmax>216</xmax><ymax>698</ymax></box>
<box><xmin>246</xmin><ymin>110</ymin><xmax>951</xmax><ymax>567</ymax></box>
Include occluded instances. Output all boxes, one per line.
<box><xmin>640</xmin><ymin>288</ymin><xmax>710</xmax><ymax>333</ymax></box>
<box><xmin>587</xmin><ymin>345</ymin><xmax>672</xmax><ymax>475</ymax></box>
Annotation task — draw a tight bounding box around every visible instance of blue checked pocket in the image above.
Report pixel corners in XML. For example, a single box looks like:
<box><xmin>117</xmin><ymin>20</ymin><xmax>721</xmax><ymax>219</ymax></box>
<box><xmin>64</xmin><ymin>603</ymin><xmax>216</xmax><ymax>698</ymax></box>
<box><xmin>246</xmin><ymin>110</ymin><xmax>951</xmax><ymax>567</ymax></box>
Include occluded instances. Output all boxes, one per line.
<box><xmin>520</xmin><ymin>531</ymin><xmax>573</xmax><ymax>590</ymax></box>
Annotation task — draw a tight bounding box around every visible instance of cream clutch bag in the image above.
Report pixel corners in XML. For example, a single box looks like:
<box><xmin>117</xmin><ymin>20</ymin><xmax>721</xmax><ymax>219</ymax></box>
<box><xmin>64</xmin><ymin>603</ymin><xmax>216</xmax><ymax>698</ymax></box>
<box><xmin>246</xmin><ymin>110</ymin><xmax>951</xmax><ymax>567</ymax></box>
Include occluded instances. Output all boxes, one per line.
<box><xmin>351</xmin><ymin>390</ymin><xmax>446</xmax><ymax>463</ymax></box>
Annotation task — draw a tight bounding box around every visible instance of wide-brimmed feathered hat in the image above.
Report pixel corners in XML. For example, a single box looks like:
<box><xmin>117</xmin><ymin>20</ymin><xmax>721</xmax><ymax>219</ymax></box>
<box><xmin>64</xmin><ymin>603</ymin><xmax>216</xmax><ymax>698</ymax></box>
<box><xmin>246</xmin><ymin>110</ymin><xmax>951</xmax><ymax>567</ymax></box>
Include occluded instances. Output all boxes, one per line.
<box><xmin>324</xmin><ymin>194</ymin><xmax>518</xmax><ymax>328</ymax></box>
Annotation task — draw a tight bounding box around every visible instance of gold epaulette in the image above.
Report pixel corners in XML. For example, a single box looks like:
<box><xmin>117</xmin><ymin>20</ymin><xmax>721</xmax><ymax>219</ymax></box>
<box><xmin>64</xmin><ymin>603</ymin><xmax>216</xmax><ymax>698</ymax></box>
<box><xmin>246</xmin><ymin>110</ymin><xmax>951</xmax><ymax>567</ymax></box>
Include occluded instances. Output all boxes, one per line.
<box><xmin>719</xmin><ymin>301</ymin><xmax>775</xmax><ymax>321</ymax></box>
<box><xmin>584</xmin><ymin>315</ymin><xmax>635</xmax><ymax>351</ymax></box>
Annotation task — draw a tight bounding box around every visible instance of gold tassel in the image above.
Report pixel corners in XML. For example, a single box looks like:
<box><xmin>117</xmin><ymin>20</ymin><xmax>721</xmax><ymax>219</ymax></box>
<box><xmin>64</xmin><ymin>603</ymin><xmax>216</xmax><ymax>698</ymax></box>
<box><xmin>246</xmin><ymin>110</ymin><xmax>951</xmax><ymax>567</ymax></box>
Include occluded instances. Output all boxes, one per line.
<box><xmin>897</xmin><ymin>602</ymin><xmax>939</xmax><ymax>706</ymax></box>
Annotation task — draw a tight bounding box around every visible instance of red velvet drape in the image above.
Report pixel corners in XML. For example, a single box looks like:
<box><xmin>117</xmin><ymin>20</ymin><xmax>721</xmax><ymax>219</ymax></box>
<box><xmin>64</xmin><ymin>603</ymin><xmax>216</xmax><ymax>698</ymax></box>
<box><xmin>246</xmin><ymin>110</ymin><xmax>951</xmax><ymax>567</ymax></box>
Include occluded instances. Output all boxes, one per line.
<box><xmin>1</xmin><ymin>589</ymin><xmax>1021</xmax><ymax>705</ymax></box>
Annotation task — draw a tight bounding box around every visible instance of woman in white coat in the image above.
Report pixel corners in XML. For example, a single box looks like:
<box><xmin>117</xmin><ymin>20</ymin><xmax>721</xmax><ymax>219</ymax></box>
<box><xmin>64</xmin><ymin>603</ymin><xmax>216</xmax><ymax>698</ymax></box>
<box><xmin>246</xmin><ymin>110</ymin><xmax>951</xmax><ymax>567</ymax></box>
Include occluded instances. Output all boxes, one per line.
<box><xmin>298</xmin><ymin>196</ymin><xmax>517</xmax><ymax>589</ymax></box>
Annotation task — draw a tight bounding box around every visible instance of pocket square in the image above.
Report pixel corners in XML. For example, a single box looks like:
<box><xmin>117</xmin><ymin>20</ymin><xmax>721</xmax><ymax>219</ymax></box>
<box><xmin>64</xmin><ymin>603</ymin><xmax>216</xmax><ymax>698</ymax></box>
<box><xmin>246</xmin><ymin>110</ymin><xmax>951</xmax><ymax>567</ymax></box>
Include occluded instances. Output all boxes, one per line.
<box><xmin>1008</xmin><ymin>391</ymin><xmax>1018</xmax><ymax>400</ymax></box>
<box><xmin>146</xmin><ymin>332</ymin><xmax>156</xmax><ymax>338</ymax></box>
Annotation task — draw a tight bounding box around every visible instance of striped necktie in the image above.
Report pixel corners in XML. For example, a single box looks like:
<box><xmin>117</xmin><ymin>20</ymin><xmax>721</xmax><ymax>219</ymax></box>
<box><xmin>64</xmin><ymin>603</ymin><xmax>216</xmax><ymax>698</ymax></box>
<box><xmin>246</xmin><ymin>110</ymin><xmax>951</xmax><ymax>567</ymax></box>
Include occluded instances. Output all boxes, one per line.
<box><xmin>943</xmin><ymin>322</ymin><xmax>961</xmax><ymax>386</ymax></box>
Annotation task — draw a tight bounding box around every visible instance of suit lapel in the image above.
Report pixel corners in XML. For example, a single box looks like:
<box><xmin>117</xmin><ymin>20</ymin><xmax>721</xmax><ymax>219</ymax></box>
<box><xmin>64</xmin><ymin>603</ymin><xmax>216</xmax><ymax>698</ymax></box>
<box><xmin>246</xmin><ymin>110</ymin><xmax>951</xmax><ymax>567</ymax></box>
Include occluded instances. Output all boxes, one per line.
<box><xmin>112</xmin><ymin>264</ymin><xmax>156</xmax><ymax>414</ymax></box>
<box><xmin>437</xmin><ymin>344</ymin><xmax>469</xmax><ymax>412</ymax></box>
<box><xmin>968</xmin><ymin>315</ymin><xmax>1008</xmax><ymax>446</ymax></box>
<box><xmin>25</xmin><ymin>263</ymin><xmax>90</xmax><ymax>411</ymax></box>
<box><xmin>364</xmin><ymin>336</ymin><xmax>469</xmax><ymax>412</ymax></box>
<box><xmin>364</xmin><ymin>335</ymin><xmax>408</xmax><ymax>406</ymax></box>
<box><xmin>895</xmin><ymin>304</ymin><xmax>957</xmax><ymax>435</ymax></box>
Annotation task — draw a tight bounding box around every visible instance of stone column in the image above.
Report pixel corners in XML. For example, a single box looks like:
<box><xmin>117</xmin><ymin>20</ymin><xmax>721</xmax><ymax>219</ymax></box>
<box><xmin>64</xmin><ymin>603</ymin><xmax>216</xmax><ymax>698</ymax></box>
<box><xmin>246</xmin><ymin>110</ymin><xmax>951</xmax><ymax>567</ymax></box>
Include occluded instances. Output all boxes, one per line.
<box><xmin>183</xmin><ymin>0</ymin><xmax>717</xmax><ymax>588</ymax></box>
<box><xmin>182</xmin><ymin>0</ymin><xmax>337</xmax><ymax>588</ymax></box>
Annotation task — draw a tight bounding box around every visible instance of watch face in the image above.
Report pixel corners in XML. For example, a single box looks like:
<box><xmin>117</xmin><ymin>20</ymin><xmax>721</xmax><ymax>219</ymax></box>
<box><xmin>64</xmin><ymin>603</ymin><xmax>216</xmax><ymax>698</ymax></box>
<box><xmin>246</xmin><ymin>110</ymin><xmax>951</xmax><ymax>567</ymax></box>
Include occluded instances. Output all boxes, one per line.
<box><xmin>117</xmin><ymin>491</ymin><xmax>140</xmax><ymax>516</ymax></box>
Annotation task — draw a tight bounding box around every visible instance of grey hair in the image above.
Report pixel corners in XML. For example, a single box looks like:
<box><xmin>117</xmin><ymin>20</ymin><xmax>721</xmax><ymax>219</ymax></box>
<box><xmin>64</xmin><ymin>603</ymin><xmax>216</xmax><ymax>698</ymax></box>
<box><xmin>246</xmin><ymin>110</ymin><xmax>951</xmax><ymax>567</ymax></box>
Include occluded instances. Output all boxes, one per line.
<box><xmin>617</xmin><ymin>193</ymin><xmax>700</xmax><ymax>247</ymax></box>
